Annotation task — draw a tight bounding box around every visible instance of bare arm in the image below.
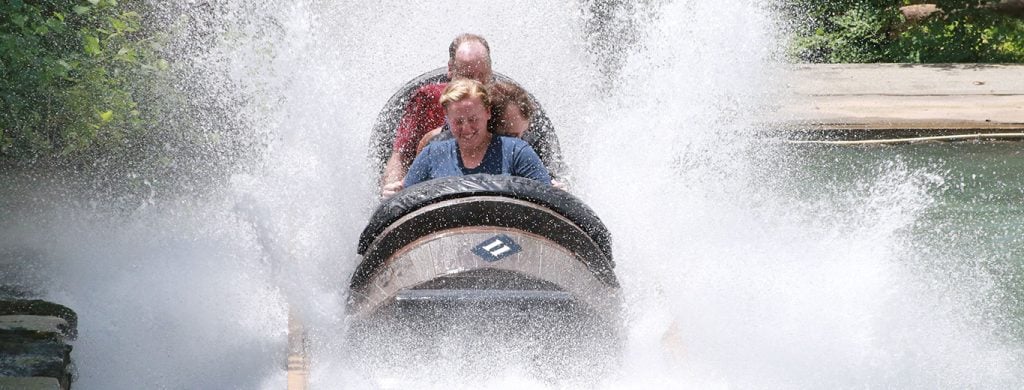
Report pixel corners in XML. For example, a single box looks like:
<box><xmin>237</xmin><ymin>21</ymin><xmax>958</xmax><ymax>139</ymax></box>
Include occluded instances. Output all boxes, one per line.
<box><xmin>380</xmin><ymin>151</ymin><xmax>407</xmax><ymax>198</ymax></box>
<box><xmin>380</xmin><ymin>83</ymin><xmax>446</xmax><ymax>197</ymax></box>
<box><xmin>381</xmin><ymin>150</ymin><xmax>408</xmax><ymax>186</ymax></box>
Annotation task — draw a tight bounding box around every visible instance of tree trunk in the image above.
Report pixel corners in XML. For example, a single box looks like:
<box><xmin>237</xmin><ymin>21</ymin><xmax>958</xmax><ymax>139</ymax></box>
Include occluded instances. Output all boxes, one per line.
<box><xmin>900</xmin><ymin>4</ymin><xmax>941</xmax><ymax>23</ymax></box>
<box><xmin>988</xmin><ymin>0</ymin><xmax>1024</xmax><ymax>17</ymax></box>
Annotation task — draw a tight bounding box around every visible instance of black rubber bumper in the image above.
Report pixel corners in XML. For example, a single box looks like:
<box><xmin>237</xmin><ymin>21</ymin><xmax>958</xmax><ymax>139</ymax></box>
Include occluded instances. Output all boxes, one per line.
<box><xmin>353</xmin><ymin>174</ymin><xmax>615</xmax><ymax>287</ymax></box>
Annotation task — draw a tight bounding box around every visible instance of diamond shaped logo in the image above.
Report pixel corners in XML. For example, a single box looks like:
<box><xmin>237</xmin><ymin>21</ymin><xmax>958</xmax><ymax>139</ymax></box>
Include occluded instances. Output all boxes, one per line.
<box><xmin>471</xmin><ymin>234</ymin><xmax>522</xmax><ymax>262</ymax></box>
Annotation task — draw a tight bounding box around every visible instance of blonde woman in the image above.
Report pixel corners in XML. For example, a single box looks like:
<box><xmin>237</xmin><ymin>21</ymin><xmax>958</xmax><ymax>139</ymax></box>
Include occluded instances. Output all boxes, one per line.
<box><xmin>381</xmin><ymin>79</ymin><xmax>550</xmax><ymax>197</ymax></box>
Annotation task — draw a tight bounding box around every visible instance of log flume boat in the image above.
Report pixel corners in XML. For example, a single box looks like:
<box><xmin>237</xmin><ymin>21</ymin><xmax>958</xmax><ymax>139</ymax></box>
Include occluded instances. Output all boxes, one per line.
<box><xmin>345</xmin><ymin>69</ymin><xmax>623</xmax><ymax>379</ymax></box>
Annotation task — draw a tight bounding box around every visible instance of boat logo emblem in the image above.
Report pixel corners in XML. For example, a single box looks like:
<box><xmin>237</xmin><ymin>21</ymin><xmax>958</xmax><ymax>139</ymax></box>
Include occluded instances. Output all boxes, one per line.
<box><xmin>471</xmin><ymin>234</ymin><xmax>522</xmax><ymax>262</ymax></box>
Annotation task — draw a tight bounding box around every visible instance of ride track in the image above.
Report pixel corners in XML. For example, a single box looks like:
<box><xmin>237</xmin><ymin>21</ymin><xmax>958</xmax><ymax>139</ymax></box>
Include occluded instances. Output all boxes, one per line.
<box><xmin>767</xmin><ymin>64</ymin><xmax>1024</xmax><ymax>142</ymax></box>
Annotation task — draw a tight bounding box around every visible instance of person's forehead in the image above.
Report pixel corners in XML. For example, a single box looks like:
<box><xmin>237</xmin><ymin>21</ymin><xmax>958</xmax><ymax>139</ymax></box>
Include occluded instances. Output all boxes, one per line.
<box><xmin>454</xmin><ymin>43</ymin><xmax>487</xmax><ymax>62</ymax></box>
<box><xmin>457</xmin><ymin>40</ymin><xmax>486</xmax><ymax>53</ymax></box>
<box><xmin>505</xmin><ymin>103</ymin><xmax>524</xmax><ymax>116</ymax></box>
<box><xmin>448</xmin><ymin>97</ymin><xmax>487</xmax><ymax>112</ymax></box>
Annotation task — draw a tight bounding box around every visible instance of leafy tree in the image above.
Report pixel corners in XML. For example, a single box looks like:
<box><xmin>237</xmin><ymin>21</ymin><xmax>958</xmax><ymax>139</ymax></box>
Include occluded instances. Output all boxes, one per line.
<box><xmin>783</xmin><ymin>0</ymin><xmax>1024</xmax><ymax>63</ymax></box>
<box><xmin>1</xmin><ymin>1</ymin><xmax>260</xmax><ymax>205</ymax></box>
<box><xmin>1</xmin><ymin>0</ymin><xmax>165</xmax><ymax>161</ymax></box>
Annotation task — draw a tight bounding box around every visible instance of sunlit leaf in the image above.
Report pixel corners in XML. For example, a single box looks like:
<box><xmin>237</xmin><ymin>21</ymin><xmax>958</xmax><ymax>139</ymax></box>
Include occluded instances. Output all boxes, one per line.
<box><xmin>111</xmin><ymin>17</ymin><xmax>127</xmax><ymax>33</ymax></box>
<box><xmin>117</xmin><ymin>47</ymin><xmax>137</xmax><ymax>63</ymax></box>
<box><xmin>83</xmin><ymin>35</ymin><xmax>101</xmax><ymax>55</ymax></box>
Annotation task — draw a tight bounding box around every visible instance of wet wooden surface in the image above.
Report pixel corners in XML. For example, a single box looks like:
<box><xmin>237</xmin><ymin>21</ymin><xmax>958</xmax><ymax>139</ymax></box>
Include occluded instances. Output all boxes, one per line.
<box><xmin>769</xmin><ymin>64</ymin><xmax>1024</xmax><ymax>139</ymax></box>
<box><xmin>286</xmin><ymin>308</ymin><xmax>308</xmax><ymax>390</ymax></box>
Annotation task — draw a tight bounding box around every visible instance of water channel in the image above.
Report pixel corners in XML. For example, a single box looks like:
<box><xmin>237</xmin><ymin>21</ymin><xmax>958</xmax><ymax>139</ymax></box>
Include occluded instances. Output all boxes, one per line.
<box><xmin>1</xmin><ymin>1</ymin><xmax>1022</xmax><ymax>388</ymax></box>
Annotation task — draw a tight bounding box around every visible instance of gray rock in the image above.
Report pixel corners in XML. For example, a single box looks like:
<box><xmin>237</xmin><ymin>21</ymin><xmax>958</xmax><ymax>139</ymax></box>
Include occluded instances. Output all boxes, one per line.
<box><xmin>0</xmin><ymin>300</ymin><xmax>76</xmax><ymax>339</ymax></box>
<box><xmin>0</xmin><ymin>300</ymin><xmax>76</xmax><ymax>390</ymax></box>
<box><xmin>0</xmin><ymin>316</ymin><xmax>68</xmax><ymax>336</ymax></box>
<box><xmin>0</xmin><ymin>377</ymin><xmax>61</xmax><ymax>390</ymax></box>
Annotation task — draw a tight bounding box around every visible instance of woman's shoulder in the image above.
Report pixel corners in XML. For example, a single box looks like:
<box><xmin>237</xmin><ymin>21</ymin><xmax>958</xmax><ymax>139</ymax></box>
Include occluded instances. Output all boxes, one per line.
<box><xmin>496</xmin><ymin>136</ymin><xmax>542</xmax><ymax>163</ymax></box>
<box><xmin>497</xmin><ymin>135</ymin><xmax>529</xmax><ymax>147</ymax></box>
<box><xmin>498</xmin><ymin>136</ymin><xmax>534</xmax><ymax>153</ymax></box>
<box><xmin>424</xmin><ymin>137</ymin><xmax>458</xmax><ymax>153</ymax></box>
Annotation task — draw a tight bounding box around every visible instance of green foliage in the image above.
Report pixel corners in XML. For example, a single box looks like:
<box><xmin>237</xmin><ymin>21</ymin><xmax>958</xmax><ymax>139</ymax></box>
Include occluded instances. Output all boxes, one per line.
<box><xmin>785</xmin><ymin>0</ymin><xmax>1024</xmax><ymax>63</ymax></box>
<box><xmin>0</xmin><ymin>0</ymin><xmax>163</xmax><ymax>161</ymax></box>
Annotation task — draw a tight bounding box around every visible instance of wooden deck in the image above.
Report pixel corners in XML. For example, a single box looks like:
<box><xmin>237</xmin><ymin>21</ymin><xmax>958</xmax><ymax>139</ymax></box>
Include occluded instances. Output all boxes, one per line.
<box><xmin>768</xmin><ymin>64</ymin><xmax>1024</xmax><ymax>140</ymax></box>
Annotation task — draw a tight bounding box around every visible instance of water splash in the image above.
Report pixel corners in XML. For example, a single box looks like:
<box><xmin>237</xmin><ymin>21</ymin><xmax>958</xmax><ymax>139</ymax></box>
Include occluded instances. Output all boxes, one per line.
<box><xmin>1</xmin><ymin>0</ymin><xmax>1021</xmax><ymax>388</ymax></box>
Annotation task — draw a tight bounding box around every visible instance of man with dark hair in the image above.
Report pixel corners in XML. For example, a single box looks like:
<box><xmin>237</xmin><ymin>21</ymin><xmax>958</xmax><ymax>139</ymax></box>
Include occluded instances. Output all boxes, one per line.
<box><xmin>381</xmin><ymin>34</ymin><xmax>493</xmax><ymax>192</ymax></box>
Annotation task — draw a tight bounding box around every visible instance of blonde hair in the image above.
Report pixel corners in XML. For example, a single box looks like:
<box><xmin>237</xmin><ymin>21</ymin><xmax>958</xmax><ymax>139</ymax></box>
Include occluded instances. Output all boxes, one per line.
<box><xmin>440</xmin><ymin>79</ymin><xmax>491</xmax><ymax>110</ymax></box>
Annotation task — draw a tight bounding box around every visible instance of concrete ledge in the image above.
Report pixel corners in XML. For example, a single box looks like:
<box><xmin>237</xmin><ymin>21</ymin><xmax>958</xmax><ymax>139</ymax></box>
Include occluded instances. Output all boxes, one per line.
<box><xmin>0</xmin><ymin>377</ymin><xmax>61</xmax><ymax>390</ymax></box>
<box><xmin>0</xmin><ymin>316</ymin><xmax>69</xmax><ymax>336</ymax></box>
<box><xmin>0</xmin><ymin>300</ymin><xmax>75</xmax><ymax>390</ymax></box>
<box><xmin>0</xmin><ymin>300</ymin><xmax>76</xmax><ymax>339</ymax></box>
<box><xmin>769</xmin><ymin>64</ymin><xmax>1024</xmax><ymax>139</ymax></box>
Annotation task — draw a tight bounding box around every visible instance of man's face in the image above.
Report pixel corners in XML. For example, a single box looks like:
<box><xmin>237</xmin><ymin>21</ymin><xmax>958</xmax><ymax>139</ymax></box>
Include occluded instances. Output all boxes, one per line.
<box><xmin>449</xmin><ymin>42</ymin><xmax>493</xmax><ymax>83</ymax></box>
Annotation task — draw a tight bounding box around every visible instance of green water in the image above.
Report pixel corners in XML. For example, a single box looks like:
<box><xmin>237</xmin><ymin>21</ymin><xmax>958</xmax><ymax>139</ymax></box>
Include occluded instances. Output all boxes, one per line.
<box><xmin>776</xmin><ymin>141</ymin><xmax>1024</xmax><ymax>340</ymax></box>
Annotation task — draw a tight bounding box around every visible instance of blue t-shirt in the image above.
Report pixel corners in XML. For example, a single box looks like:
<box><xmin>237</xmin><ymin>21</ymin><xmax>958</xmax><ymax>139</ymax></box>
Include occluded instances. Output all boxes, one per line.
<box><xmin>404</xmin><ymin>136</ymin><xmax>552</xmax><ymax>187</ymax></box>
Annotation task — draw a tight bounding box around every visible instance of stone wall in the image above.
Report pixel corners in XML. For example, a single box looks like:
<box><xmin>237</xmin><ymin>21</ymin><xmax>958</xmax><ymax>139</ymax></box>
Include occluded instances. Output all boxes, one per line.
<box><xmin>0</xmin><ymin>300</ymin><xmax>76</xmax><ymax>389</ymax></box>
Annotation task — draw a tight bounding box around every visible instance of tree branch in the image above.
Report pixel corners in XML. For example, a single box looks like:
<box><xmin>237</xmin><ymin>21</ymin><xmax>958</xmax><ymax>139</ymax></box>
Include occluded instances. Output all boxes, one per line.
<box><xmin>987</xmin><ymin>0</ymin><xmax>1024</xmax><ymax>17</ymax></box>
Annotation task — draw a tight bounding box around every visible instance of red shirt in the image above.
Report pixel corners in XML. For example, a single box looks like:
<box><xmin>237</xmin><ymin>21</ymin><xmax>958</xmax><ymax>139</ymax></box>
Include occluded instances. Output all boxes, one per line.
<box><xmin>392</xmin><ymin>82</ymin><xmax>447</xmax><ymax>164</ymax></box>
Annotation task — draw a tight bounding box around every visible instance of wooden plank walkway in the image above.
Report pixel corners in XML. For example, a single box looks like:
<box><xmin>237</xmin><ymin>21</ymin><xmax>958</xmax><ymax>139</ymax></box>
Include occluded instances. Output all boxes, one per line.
<box><xmin>769</xmin><ymin>64</ymin><xmax>1024</xmax><ymax>140</ymax></box>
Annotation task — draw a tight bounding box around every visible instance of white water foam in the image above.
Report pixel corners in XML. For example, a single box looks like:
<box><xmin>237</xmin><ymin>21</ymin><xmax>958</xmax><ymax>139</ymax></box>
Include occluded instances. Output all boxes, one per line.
<box><xmin>1</xmin><ymin>1</ymin><xmax>1022</xmax><ymax>388</ymax></box>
